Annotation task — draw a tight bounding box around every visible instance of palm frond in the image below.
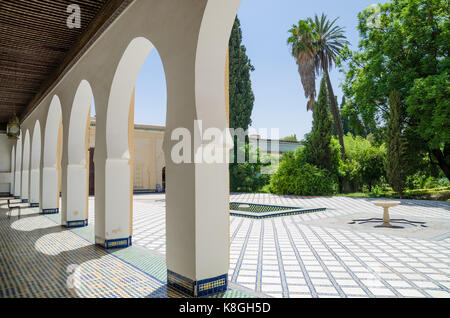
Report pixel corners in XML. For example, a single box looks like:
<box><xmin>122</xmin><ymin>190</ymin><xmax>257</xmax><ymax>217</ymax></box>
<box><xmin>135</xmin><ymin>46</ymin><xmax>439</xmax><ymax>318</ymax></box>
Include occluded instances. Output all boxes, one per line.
<box><xmin>288</xmin><ymin>13</ymin><xmax>348</xmax><ymax>110</ymax></box>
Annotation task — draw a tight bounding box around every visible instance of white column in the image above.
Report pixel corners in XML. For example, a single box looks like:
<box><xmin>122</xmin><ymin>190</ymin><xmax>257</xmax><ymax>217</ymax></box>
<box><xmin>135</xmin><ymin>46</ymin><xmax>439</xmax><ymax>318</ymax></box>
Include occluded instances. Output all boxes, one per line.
<box><xmin>29</xmin><ymin>169</ymin><xmax>40</xmax><ymax>207</ymax></box>
<box><xmin>14</xmin><ymin>141</ymin><xmax>21</xmax><ymax>198</ymax></box>
<box><xmin>94</xmin><ymin>96</ymin><xmax>108</xmax><ymax>246</ymax></box>
<box><xmin>161</xmin><ymin>0</ymin><xmax>238</xmax><ymax>297</ymax></box>
<box><xmin>10</xmin><ymin>148</ymin><xmax>15</xmax><ymax>197</ymax></box>
<box><xmin>65</xmin><ymin>164</ymin><xmax>88</xmax><ymax>227</ymax></box>
<box><xmin>14</xmin><ymin>170</ymin><xmax>21</xmax><ymax>198</ymax></box>
<box><xmin>41</xmin><ymin>167</ymin><xmax>59</xmax><ymax>214</ymax></box>
<box><xmin>21</xmin><ymin>170</ymin><xmax>29</xmax><ymax>203</ymax></box>
<box><xmin>102</xmin><ymin>158</ymin><xmax>131</xmax><ymax>247</ymax></box>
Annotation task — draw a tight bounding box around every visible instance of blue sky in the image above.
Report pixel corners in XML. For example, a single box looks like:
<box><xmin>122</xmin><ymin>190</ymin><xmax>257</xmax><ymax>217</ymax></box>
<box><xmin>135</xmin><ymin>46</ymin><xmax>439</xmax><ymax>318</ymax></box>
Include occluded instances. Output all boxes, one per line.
<box><xmin>128</xmin><ymin>0</ymin><xmax>388</xmax><ymax>140</ymax></box>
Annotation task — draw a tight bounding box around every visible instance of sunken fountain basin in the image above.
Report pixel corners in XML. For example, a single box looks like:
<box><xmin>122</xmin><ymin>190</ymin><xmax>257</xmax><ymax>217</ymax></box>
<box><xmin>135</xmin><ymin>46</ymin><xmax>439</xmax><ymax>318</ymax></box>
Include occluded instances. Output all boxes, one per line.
<box><xmin>229</xmin><ymin>202</ymin><xmax>326</xmax><ymax>219</ymax></box>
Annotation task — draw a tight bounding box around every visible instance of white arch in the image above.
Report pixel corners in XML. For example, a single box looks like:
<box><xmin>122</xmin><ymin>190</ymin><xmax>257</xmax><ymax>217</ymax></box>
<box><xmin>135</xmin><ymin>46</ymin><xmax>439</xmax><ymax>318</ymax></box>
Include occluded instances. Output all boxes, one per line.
<box><xmin>106</xmin><ymin>37</ymin><xmax>154</xmax><ymax>160</ymax></box>
<box><xmin>65</xmin><ymin>80</ymin><xmax>94</xmax><ymax>226</ymax></box>
<box><xmin>30</xmin><ymin>121</ymin><xmax>42</xmax><ymax>206</ymax></box>
<box><xmin>21</xmin><ymin>130</ymin><xmax>31</xmax><ymax>202</ymax></box>
<box><xmin>68</xmin><ymin>80</ymin><xmax>94</xmax><ymax>165</ymax></box>
<box><xmin>101</xmin><ymin>36</ymin><xmax>163</xmax><ymax>245</ymax></box>
<box><xmin>163</xmin><ymin>0</ymin><xmax>241</xmax><ymax>284</ymax></box>
<box><xmin>14</xmin><ymin>133</ymin><xmax>22</xmax><ymax>197</ymax></box>
<box><xmin>42</xmin><ymin>96</ymin><xmax>62</xmax><ymax>213</ymax></box>
<box><xmin>44</xmin><ymin>96</ymin><xmax>62</xmax><ymax>168</ymax></box>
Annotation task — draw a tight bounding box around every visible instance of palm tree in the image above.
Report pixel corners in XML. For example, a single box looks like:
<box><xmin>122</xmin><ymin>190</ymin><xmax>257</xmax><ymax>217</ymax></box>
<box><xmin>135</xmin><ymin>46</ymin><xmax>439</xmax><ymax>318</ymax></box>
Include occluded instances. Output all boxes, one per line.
<box><xmin>288</xmin><ymin>13</ymin><xmax>349</xmax><ymax>159</ymax></box>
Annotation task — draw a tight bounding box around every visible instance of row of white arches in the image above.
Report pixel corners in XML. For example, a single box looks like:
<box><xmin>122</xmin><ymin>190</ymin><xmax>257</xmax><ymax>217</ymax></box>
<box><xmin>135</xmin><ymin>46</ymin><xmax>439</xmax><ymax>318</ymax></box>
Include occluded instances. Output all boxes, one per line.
<box><xmin>12</xmin><ymin>37</ymin><xmax>156</xmax><ymax>219</ymax></box>
<box><xmin>9</xmin><ymin>0</ymin><xmax>242</xmax><ymax>295</ymax></box>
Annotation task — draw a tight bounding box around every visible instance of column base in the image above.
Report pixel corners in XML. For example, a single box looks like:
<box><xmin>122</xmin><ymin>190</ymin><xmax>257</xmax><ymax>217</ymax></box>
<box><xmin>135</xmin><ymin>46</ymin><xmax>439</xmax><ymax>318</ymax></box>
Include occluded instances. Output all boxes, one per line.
<box><xmin>167</xmin><ymin>271</ymin><xmax>228</xmax><ymax>297</ymax></box>
<box><xmin>65</xmin><ymin>219</ymin><xmax>89</xmax><ymax>228</ymax></box>
<box><xmin>21</xmin><ymin>199</ymin><xmax>29</xmax><ymax>203</ymax></box>
<box><xmin>41</xmin><ymin>208</ymin><xmax>59</xmax><ymax>214</ymax></box>
<box><xmin>95</xmin><ymin>236</ymin><xmax>132</xmax><ymax>249</ymax></box>
<box><xmin>30</xmin><ymin>203</ymin><xmax>39</xmax><ymax>208</ymax></box>
<box><xmin>14</xmin><ymin>196</ymin><xmax>20</xmax><ymax>199</ymax></box>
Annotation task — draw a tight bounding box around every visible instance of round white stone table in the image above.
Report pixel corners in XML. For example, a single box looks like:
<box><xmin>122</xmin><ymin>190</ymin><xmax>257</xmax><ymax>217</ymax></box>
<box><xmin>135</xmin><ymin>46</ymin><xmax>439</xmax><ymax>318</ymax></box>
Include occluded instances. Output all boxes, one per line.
<box><xmin>372</xmin><ymin>201</ymin><xmax>401</xmax><ymax>228</ymax></box>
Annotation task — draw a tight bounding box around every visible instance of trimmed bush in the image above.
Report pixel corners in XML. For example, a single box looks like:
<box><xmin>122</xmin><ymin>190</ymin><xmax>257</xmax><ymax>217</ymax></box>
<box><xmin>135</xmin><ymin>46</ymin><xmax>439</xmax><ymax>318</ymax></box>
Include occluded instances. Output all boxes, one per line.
<box><xmin>270</xmin><ymin>149</ymin><xmax>337</xmax><ymax>196</ymax></box>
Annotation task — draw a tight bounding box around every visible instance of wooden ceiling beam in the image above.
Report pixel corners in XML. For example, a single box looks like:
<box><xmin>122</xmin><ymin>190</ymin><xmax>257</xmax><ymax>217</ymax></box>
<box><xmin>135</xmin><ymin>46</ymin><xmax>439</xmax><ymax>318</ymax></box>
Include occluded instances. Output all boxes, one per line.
<box><xmin>18</xmin><ymin>0</ymin><xmax>132</xmax><ymax>122</ymax></box>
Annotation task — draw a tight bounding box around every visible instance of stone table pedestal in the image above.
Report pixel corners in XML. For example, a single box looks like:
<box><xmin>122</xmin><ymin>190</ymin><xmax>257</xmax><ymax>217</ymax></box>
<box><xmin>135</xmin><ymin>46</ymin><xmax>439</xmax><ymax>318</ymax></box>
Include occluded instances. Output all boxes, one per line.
<box><xmin>372</xmin><ymin>201</ymin><xmax>401</xmax><ymax>228</ymax></box>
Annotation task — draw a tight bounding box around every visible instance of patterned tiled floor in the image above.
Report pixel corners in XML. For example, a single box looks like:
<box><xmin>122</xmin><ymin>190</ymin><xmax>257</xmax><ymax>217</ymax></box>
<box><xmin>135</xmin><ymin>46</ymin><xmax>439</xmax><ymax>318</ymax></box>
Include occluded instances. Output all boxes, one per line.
<box><xmin>129</xmin><ymin>193</ymin><xmax>450</xmax><ymax>298</ymax></box>
<box><xmin>0</xmin><ymin>198</ymin><xmax>256</xmax><ymax>298</ymax></box>
<box><xmin>1</xmin><ymin>194</ymin><xmax>449</xmax><ymax>298</ymax></box>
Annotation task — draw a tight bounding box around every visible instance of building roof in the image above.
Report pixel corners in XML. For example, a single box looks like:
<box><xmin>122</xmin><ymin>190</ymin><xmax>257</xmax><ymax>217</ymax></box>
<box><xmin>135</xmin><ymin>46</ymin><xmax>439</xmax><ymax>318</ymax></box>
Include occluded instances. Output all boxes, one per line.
<box><xmin>90</xmin><ymin>117</ymin><xmax>165</xmax><ymax>132</ymax></box>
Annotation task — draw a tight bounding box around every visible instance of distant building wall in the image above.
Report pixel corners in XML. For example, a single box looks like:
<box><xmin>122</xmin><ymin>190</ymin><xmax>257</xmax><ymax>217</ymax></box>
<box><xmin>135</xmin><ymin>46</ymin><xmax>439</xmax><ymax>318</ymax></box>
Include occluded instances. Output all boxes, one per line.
<box><xmin>89</xmin><ymin>119</ymin><xmax>165</xmax><ymax>192</ymax></box>
<box><xmin>249</xmin><ymin>136</ymin><xmax>302</xmax><ymax>156</ymax></box>
<box><xmin>87</xmin><ymin>120</ymin><xmax>300</xmax><ymax>193</ymax></box>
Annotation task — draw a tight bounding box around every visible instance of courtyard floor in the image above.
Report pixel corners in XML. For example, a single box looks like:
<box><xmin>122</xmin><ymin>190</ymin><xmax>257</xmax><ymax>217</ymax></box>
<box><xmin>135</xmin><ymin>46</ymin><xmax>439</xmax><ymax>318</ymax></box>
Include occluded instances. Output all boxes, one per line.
<box><xmin>1</xmin><ymin>193</ymin><xmax>449</xmax><ymax>298</ymax></box>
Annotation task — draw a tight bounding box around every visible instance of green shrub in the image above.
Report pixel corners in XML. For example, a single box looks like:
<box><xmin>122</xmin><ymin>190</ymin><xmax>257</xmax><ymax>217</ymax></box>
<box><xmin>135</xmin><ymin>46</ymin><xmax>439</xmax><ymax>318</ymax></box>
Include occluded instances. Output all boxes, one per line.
<box><xmin>269</xmin><ymin>149</ymin><xmax>337</xmax><ymax>196</ymax></box>
<box><xmin>406</xmin><ymin>172</ymin><xmax>450</xmax><ymax>190</ymax></box>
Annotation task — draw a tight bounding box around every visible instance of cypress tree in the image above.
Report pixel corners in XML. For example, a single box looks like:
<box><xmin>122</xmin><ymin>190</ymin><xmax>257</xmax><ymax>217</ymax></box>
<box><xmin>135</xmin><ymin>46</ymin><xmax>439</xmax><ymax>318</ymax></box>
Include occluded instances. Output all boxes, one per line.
<box><xmin>304</xmin><ymin>77</ymin><xmax>333</xmax><ymax>170</ymax></box>
<box><xmin>229</xmin><ymin>16</ymin><xmax>255</xmax><ymax>131</ymax></box>
<box><xmin>385</xmin><ymin>90</ymin><xmax>408</xmax><ymax>195</ymax></box>
<box><xmin>229</xmin><ymin>16</ymin><xmax>256</xmax><ymax>191</ymax></box>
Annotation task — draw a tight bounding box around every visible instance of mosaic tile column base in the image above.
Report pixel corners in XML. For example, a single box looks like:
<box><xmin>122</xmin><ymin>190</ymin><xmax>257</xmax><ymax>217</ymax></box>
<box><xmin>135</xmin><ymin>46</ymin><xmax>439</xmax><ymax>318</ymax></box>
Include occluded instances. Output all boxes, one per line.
<box><xmin>21</xmin><ymin>199</ymin><xmax>28</xmax><ymax>203</ymax></box>
<box><xmin>14</xmin><ymin>196</ymin><xmax>20</xmax><ymax>199</ymax></box>
<box><xmin>41</xmin><ymin>208</ymin><xmax>59</xmax><ymax>214</ymax></box>
<box><xmin>167</xmin><ymin>270</ymin><xmax>228</xmax><ymax>297</ymax></box>
<box><xmin>65</xmin><ymin>219</ymin><xmax>89</xmax><ymax>228</ymax></box>
<box><xmin>96</xmin><ymin>236</ymin><xmax>133</xmax><ymax>249</ymax></box>
<box><xmin>30</xmin><ymin>202</ymin><xmax>39</xmax><ymax>208</ymax></box>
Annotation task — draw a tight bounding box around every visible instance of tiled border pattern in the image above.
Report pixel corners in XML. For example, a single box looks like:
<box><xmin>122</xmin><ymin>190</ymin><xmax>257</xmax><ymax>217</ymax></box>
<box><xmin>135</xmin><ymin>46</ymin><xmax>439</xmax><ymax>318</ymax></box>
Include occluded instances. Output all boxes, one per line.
<box><xmin>30</xmin><ymin>203</ymin><xmax>39</xmax><ymax>208</ymax></box>
<box><xmin>42</xmin><ymin>208</ymin><xmax>59</xmax><ymax>214</ymax></box>
<box><xmin>167</xmin><ymin>270</ymin><xmax>195</xmax><ymax>295</ymax></box>
<box><xmin>21</xmin><ymin>199</ymin><xmax>28</xmax><ymax>203</ymax></box>
<box><xmin>105</xmin><ymin>236</ymin><xmax>132</xmax><ymax>249</ymax></box>
<box><xmin>167</xmin><ymin>270</ymin><xmax>228</xmax><ymax>297</ymax></box>
<box><xmin>66</xmin><ymin>219</ymin><xmax>89</xmax><ymax>228</ymax></box>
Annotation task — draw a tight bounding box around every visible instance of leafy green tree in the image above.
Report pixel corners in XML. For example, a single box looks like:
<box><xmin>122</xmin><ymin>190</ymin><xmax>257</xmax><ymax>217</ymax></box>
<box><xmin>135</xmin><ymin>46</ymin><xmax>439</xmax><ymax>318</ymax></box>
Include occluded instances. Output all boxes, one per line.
<box><xmin>406</xmin><ymin>70</ymin><xmax>450</xmax><ymax>178</ymax></box>
<box><xmin>343</xmin><ymin>134</ymin><xmax>386</xmax><ymax>192</ymax></box>
<box><xmin>228</xmin><ymin>16</ymin><xmax>256</xmax><ymax>191</ymax></box>
<box><xmin>386</xmin><ymin>90</ymin><xmax>408</xmax><ymax>195</ymax></box>
<box><xmin>340</xmin><ymin>0</ymin><xmax>450</xmax><ymax>179</ymax></box>
<box><xmin>303</xmin><ymin>77</ymin><xmax>333</xmax><ymax>170</ymax></box>
<box><xmin>288</xmin><ymin>14</ymin><xmax>349</xmax><ymax>160</ymax></box>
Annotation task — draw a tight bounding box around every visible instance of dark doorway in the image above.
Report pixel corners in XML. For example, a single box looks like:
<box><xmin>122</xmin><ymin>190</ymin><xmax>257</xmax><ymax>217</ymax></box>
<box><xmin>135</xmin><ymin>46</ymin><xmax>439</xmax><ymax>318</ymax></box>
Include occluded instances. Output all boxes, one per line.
<box><xmin>162</xmin><ymin>167</ymin><xmax>166</xmax><ymax>191</ymax></box>
<box><xmin>89</xmin><ymin>147</ymin><xmax>95</xmax><ymax>196</ymax></box>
